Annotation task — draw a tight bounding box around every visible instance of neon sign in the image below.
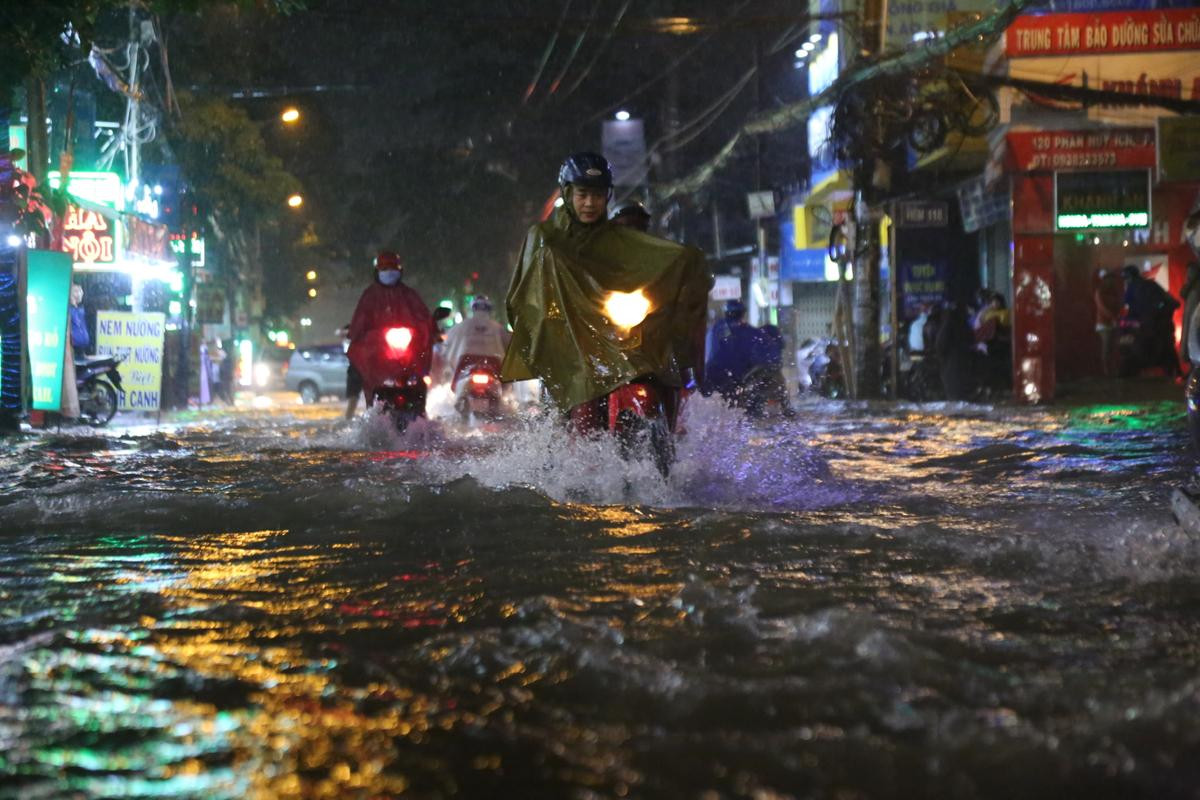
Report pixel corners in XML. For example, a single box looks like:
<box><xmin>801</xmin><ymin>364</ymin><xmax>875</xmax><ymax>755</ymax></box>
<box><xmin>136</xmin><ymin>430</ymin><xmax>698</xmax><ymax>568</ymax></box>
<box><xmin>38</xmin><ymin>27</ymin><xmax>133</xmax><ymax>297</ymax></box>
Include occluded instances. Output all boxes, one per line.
<box><xmin>47</xmin><ymin>171</ymin><xmax>125</xmax><ymax>210</ymax></box>
<box><xmin>169</xmin><ymin>233</ymin><xmax>206</xmax><ymax>267</ymax></box>
<box><xmin>62</xmin><ymin>204</ymin><xmax>118</xmax><ymax>267</ymax></box>
<box><xmin>1055</xmin><ymin>169</ymin><xmax>1150</xmax><ymax>230</ymax></box>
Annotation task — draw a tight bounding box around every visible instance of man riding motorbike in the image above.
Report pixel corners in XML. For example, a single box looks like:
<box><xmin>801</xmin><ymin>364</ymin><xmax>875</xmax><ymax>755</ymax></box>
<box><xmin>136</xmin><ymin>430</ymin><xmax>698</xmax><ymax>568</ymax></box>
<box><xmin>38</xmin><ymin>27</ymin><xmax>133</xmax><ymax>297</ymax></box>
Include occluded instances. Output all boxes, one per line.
<box><xmin>441</xmin><ymin>295</ymin><xmax>511</xmax><ymax>417</ymax></box>
<box><xmin>703</xmin><ymin>300</ymin><xmax>757</xmax><ymax>395</ymax></box>
<box><xmin>501</xmin><ymin>152</ymin><xmax>710</xmax><ymax>466</ymax></box>
<box><xmin>703</xmin><ymin>299</ymin><xmax>794</xmax><ymax>416</ymax></box>
<box><xmin>346</xmin><ymin>251</ymin><xmax>437</xmax><ymax>426</ymax></box>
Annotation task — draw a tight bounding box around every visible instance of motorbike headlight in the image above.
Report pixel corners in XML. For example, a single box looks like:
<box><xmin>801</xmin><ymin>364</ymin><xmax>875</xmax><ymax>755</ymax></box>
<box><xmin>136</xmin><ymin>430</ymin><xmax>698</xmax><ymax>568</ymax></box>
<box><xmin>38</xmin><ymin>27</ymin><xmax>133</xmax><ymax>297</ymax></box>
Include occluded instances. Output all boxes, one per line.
<box><xmin>603</xmin><ymin>290</ymin><xmax>651</xmax><ymax>330</ymax></box>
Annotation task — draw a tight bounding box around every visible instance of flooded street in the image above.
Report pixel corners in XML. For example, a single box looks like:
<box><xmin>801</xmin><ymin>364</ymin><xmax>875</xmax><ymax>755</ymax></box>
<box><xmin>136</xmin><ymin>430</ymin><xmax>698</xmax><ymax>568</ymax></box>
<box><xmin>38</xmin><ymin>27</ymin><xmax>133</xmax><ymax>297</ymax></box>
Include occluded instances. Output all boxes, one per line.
<box><xmin>1</xmin><ymin>395</ymin><xmax>1198</xmax><ymax>799</ymax></box>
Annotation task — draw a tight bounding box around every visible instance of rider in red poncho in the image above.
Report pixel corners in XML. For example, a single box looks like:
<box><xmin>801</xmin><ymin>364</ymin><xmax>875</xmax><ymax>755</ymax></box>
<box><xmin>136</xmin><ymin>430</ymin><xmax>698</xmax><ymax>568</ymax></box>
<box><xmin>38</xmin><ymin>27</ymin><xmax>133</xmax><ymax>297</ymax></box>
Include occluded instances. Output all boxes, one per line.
<box><xmin>346</xmin><ymin>251</ymin><xmax>436</xmax><ymax>405</ymax></box>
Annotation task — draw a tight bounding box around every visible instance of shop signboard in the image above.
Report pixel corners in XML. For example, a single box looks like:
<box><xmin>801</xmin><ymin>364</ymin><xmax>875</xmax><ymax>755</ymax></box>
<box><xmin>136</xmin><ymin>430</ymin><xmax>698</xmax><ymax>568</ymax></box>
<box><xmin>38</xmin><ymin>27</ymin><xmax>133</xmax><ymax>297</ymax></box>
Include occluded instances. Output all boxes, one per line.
<box><xmin>8</xmin><ymin>125</ymin><xmax>26</xmax><ymax>169</ymax></box>
<box><xmin>169</xmin><ymin>233</ymin><xmax>206</xmax><ymax>268</ymax></box>
<box><xmin>25</xmin><ymin>250</ymin><xmax>73</xmax><ymax>411</ymax></box>
<box><xmin>1006</xmin><ymin>7</ymin><xmax>1200</xmax><ymax>56</ymax></box>
<box><xmin>883</xmin><ymin>0</ymin><xmax>992</xmax><ymax>49</ymax></box>
<box><xmin>899</xmin><ymin>256</ymin><xmax>949</xmax><ymax>318</ymax></box>
<box><xmin>1006</xmin><ymin>129</ymin><xmax>1156</xmax><ymax>172</ymax></box>
<box><xmin>125</xmin><ymin>217</ymin><xmax>169</xmax><ymax>263</ymax></box>
<box><xmin>958</xmin><ymin>176</ymin><xmax>1009</xmax><ymax>233</ymax></box>
<box><xmin>710</xmin><ymin>275</ymin><xmax>742</xmax><ymax>301</ymax></box>
<box><xmin>62</xmin><ymin>202</ymin><xmax>120</xmax><ymax>270</ymax></box>
<box><xmin>47</xmin><ymin>171</ymin><xmax>124</xmax><ymax>210</ymax></box>
<box><xmin>1007</xmin><ymin>51</ymin><xmax>1200</xmax><ymax>119</ymax></box>
<box><xmin>95</xmin><ymin>311</ymin><xmax>166</xmax><ymax>411</ymax></box>
<box><xmin>896</xmin><ymin>201</ymin><xmax>949</xmax><ymax>228</ymax></box>
<box><xmin>1157</xmin><ymin>116</ymin><xmax>1200</xmax><ymax>182</ymax></box>
<box><xmin>1054</xmin><ymin>169</ymin><xmax>1151</xmax><ymax>229</ymax></box>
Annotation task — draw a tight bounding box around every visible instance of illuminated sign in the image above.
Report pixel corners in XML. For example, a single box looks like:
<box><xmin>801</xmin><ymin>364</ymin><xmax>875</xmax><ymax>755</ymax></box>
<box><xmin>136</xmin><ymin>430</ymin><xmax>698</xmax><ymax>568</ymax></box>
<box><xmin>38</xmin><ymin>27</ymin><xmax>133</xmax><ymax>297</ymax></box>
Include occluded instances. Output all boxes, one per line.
<box><xmin>8</xmin><ymin>125</ymin><xmax>26</xmax><ymax>170</ymax></box>
<box><xmin>1055</xmin><ymin>169</ymin><xmax>1150</xmax><ymax>230</ymax></box>
<box><xmin>169</xmin><ymin>233</ymin><xmax>206</xmax><ymax>267</ymax></box>
<box><xmin>62</xmin><ymin>204</ymin><xmax>121</xmax><ymax>268</ymax></box>
<box><xmin>25</xmin><ymin>250</ymin><xmax>73</xmax><ymax>410</ymax></box>
<box><xmin>47</xmin><ymin>171</ymin><xmax>125</xmax><ymax>210</ymax></box>
<box><xmin>95</xmin><ymin>311</ymin><xmax>166</xmax><ymax>411</ymax></box>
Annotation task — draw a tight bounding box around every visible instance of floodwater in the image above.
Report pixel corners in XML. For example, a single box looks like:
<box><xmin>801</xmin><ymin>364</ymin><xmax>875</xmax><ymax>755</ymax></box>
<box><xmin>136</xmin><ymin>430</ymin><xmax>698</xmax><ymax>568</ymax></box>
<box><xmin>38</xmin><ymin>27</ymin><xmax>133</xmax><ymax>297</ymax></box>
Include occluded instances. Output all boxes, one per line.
<box><xmin>1</xmin><ymin>392</ymin><xmax>1197</xmax><ymax>799</ymax></box>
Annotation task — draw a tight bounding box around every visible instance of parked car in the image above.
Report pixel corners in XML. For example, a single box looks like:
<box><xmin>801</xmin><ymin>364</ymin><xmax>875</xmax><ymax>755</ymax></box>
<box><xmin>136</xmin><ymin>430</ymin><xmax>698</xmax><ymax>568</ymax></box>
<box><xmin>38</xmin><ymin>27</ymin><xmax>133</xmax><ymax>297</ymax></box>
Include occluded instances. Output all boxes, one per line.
<box><xmin>285</xmin><ymin>344</ymin><xmax>350</xmax><ymax>403</ymax></box>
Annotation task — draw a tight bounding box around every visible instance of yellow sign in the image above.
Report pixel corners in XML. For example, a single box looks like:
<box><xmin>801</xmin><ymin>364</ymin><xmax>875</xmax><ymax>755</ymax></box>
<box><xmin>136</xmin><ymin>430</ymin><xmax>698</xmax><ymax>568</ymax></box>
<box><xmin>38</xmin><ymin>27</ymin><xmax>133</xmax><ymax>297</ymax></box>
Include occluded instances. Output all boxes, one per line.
<box><xmin>95</xmin><ymin>311</ymin><xmax>166</xmax><ymax>411</ymax></box>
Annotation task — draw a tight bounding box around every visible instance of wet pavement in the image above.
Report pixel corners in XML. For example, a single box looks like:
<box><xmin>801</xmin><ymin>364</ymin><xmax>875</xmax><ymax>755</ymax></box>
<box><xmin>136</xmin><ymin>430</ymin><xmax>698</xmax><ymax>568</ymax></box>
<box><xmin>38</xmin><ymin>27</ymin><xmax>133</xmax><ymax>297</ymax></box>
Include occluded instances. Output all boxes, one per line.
<box><xmin>1</xmin><ymin>385</ymin><xmax>1197</xmax><ymax>799</ymax></box>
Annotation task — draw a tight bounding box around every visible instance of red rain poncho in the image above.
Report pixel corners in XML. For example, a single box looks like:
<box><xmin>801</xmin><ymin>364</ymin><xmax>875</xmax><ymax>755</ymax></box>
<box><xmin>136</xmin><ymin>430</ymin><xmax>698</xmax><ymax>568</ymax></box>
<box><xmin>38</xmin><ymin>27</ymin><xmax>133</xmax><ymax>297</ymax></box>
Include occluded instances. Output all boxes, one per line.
<box><xmin>347</xmin><ymin>281</ymin><xmax>435</xmax><ymax>401</ymax></box>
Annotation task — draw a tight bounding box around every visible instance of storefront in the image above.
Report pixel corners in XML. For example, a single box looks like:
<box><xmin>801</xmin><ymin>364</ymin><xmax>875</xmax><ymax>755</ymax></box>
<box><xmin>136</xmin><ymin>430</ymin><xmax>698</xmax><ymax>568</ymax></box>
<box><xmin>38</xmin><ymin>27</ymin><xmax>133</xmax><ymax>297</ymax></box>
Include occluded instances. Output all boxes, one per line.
<box><xmin>1000</xmin><ymin>5</ymin><xmax>1200</xmax><ymax>402</ymax></box>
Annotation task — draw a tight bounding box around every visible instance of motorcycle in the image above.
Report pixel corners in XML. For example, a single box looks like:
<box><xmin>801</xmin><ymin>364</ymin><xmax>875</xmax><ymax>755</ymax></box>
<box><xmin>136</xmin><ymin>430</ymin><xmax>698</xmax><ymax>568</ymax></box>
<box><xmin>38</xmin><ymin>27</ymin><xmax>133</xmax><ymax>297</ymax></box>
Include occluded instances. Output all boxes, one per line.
<box><xmin>357</xmin><ymin>307</ymin><xmax>451</xmax><ymax>432</ymax></box>
<box><xmin>76</xmin><ymin>354</ymin><xmax>124</xmax><ymax>427</ymax></box>
<box><xmin>796</xmin><ymin>337</ymin><xmax>845</xmax><ymax>398</ymax></box>
<box><xmin>452</xmin><ymin>356</ymin><xmax>504</xmax><ymax>421</ymax></box>
<box><xmin>579</xmin><ymin>289</ymin><xmax>676</xmax><ymax>477</ymax></box>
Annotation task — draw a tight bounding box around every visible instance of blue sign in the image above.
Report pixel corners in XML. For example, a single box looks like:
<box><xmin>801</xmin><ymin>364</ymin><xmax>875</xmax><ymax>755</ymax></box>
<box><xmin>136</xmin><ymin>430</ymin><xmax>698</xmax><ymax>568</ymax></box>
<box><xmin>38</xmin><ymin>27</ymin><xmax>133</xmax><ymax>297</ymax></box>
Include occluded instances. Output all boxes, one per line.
<box><xmin>780</xmin><ymin>219</ymin><xmax>830</xmax><ymax>282</ymax></box>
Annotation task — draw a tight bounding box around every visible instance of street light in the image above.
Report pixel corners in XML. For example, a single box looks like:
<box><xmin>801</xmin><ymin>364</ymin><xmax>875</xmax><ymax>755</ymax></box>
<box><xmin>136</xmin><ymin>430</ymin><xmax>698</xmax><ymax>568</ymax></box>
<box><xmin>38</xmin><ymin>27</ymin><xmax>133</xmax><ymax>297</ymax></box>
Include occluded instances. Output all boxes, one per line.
<box><xmin>287</xmin><ymin>194</ymin><xmax>303</xmax><ymax>208</ymax></box>
<box><xmin>307</xmin><ymin>287</ymin><xmax>317</xmax><ymax>298</ymax></box>
<box><xmin>281</xmin><ymin>107</ymin><xmax>301</xmax><ymax>124</ymax></box>
<box><xmin>306</xmin><ymin>269</ymin><xmax>317</xmax><ymax>281</ymax></box>
<box><xmin>615</xmin><ymin>110</ymin><xmax>631</xmax><ymax>121</ymax></box>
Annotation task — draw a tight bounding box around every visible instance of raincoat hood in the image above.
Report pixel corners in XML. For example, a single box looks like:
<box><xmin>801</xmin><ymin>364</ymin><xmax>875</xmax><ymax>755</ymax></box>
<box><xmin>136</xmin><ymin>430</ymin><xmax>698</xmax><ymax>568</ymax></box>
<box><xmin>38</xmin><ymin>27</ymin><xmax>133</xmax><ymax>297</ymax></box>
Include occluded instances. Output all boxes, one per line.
<box><xmin>501</xmin><ymin>206</ymin><xmax>711</xmax><ymax>409</ymax></box>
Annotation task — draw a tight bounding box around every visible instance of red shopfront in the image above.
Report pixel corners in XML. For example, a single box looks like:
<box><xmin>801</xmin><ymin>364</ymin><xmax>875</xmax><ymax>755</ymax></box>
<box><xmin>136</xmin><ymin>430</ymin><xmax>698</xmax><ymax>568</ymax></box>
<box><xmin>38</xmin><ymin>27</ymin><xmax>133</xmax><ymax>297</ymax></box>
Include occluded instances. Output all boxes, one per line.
<box><xmin>1006</xmin><ymin>128</ymin><xmax>1199</xmax><ymax>402</ymax></box>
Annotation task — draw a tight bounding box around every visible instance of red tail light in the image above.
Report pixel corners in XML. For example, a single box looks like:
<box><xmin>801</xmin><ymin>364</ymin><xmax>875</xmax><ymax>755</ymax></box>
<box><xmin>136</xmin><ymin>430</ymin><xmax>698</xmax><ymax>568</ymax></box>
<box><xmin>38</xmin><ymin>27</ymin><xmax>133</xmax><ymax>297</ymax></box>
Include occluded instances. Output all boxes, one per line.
<box><xmin>470</xmin><ymin>372</ymin><xmax>491</xmax><ymax>386</ymax></box>
<box><xmin>385</xmin><ymin>327</ymin><xmax>413</xmax><ymax>353</ymax></box>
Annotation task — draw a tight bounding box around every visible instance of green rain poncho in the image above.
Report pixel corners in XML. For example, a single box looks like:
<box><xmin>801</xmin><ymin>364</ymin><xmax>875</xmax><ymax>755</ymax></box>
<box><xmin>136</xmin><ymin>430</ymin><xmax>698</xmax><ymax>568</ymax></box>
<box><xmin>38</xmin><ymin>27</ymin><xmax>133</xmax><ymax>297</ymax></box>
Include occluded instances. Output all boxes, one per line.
<box><xmin>501</xmin><ymin>204</ymin><xmax>712</xmax><ymax>410</ymax></box>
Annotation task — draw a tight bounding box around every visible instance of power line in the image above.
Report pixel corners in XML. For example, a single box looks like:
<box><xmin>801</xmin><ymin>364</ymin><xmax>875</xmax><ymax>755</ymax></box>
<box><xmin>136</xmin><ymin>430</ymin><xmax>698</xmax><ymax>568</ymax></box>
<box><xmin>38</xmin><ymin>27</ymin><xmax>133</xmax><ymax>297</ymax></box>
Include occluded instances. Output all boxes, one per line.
<box><xmin>560</xmin><ymin>0</ymin><xmax>632</xmax><ymax>99</ymax></box>
<box><xmin>521</xmin><ymin>0</ymin><xmax>574</xmax><ymax>104</ymax></box>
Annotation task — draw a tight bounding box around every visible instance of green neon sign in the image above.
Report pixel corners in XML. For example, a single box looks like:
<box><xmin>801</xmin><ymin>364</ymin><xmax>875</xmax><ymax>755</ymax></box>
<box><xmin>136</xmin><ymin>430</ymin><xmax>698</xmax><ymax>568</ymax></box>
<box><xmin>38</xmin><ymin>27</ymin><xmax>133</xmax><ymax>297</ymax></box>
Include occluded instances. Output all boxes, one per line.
<box><xmin>1055</xmin><ymin>170</ymin><xmax>1149</xmax><ymax>232</ymax></box>
<box><xmin>47</xmin><ymin>170</ymin><xmax>125</xmax><ymax>210</ymax></box>
<box><xmin>1057</xmin><ymin>212</ymin><xmax>1150</xmax><ymax>229</ymax></box>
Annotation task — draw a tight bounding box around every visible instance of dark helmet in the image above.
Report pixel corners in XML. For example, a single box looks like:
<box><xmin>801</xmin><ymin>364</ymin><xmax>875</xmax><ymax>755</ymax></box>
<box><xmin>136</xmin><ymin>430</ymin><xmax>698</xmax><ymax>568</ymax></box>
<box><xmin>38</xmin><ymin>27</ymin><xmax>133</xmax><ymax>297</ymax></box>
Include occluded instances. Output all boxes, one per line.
<box><xmin>558</xmin><ymin>152</ymin><xmax>613</xmax><ymax>191</ymax></box>
<box><xmin>374</xmin><ymin>250</ymin><xmax>403</xmax><ymax>273</ymax></box>
<box><xmin>724</xmin><ymin>299</ymin><xmax>746</xmax><ymax>321</ymax></box>
<box><xmin>471</xmin><ymin>295</ymin><xmax>493</xmax><ymax>312</ymax></box>
<box><xmin>610</xmin><ymin>200</ymin><xmax>651</xmax><ymax>223</ymax></box>
<box><xmin>1121</xmin><ymin>264</ymin><xmax>1140</xmax><ymax>281</ymax></box>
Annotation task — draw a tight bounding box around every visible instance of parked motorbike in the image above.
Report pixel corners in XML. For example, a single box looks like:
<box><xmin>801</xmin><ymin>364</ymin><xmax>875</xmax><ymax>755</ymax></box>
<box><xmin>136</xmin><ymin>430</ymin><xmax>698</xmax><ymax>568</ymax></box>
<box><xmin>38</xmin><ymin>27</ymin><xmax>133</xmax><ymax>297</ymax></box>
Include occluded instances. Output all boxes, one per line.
<box><xmin>796</xmin><ymin>337</ymin><xmax>844</xmax><ymax>398</ymax></box>
<box><xmin>76</xmin><ymin>354</ymin><xmax>124</xmax><ymax>427</ymax></box>
<box><xmin>452</xmin><ymin>355</ymin><xmax>504</xmax><ymax>421</ymax></box>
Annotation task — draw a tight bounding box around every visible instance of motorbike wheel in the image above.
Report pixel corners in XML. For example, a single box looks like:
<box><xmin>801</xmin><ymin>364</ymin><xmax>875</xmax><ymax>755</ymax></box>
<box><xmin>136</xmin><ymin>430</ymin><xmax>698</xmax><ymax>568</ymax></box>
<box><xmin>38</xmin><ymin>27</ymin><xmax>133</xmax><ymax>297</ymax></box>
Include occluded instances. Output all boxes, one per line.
<box><xmin>614</xmin><ymin>409</ymin><xmax>674</xmax><ymax>478</ymax></box>
<box><xmin>80</xmin><ymin>379</ymin><xmax>118</xmax><ymax>427</ymax></box>
<box><xmin>391</xmin><ymin>408</ymin><xmax>420</xmax><ymax>433</ymax></box>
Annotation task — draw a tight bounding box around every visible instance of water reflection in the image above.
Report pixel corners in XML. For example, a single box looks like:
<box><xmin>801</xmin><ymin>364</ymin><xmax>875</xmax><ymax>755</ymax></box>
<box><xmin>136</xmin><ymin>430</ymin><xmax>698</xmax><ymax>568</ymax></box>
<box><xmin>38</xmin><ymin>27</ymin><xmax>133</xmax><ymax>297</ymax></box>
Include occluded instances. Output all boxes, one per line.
<box><xmin>0</xmin><ymin>395</ymin><xmax>1194</xmax><ymax>797</ymax></box>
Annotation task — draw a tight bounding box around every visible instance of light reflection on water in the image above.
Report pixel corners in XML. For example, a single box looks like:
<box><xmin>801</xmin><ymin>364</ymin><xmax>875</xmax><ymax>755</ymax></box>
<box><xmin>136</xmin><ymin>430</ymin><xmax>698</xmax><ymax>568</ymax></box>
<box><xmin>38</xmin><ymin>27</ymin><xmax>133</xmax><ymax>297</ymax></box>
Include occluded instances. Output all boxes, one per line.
<box><xmin>0</xmin><ymin>395</ymin><xmax>1197</xmax><ymax>798</ymax></box>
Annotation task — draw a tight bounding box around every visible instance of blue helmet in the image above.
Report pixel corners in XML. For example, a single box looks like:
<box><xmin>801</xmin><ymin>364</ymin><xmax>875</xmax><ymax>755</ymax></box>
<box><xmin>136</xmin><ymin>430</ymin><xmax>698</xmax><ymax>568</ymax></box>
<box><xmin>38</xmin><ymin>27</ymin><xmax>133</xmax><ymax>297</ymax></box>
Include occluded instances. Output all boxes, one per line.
<box><xmin>724</xmin><ymin>299</ymin><xmax>746</xmax><ymax>321</ymax></box>
<box><xmin>558</xmin><ymin>152</ymin><xmax>613</xmax><ymax>191</ymax></box>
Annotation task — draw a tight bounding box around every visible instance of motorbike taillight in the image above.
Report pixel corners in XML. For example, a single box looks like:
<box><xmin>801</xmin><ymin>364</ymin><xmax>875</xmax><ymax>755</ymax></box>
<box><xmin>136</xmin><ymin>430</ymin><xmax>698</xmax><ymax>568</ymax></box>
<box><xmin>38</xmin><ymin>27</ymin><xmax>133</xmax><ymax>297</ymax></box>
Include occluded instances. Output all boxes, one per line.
<box><xmin>385</xmin><ymin>327</ymin><xmax>414</xmax><ymax>353</ymax></box>
<box><xmin>470</xmin><ymin>372</ymin><xmax>491</xmax><ymax>386</ymax></box>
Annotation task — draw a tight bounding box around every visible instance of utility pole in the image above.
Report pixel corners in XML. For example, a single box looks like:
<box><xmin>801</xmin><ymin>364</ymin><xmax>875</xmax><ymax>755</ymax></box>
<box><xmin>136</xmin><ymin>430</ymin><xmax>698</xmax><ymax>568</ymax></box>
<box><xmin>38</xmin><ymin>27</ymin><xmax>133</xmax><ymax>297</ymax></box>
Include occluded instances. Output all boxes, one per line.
<box><xmin>851</xmin><ymin>0</ymin><xmax>888</xmax><ymax>399</ymax></box>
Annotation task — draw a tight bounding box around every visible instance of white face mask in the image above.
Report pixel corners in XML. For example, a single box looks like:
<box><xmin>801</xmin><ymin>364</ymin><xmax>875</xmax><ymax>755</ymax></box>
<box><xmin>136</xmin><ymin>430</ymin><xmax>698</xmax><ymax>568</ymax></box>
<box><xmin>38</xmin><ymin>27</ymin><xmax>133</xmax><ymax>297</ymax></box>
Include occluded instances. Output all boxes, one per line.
<box><xmin>377</xmin><ymin>270</ymin><xmax>402</xmax><ymax>286</ymax></box>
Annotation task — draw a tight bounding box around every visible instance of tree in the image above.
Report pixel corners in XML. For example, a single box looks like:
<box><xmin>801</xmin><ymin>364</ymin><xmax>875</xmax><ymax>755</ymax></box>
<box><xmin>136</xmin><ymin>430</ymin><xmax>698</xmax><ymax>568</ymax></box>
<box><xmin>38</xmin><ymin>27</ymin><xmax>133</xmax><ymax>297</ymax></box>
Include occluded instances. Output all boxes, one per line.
<box><xmin>163</xmin><ymin>91</ymin><xmax>303</xmax><ymax>320</ymax></box>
